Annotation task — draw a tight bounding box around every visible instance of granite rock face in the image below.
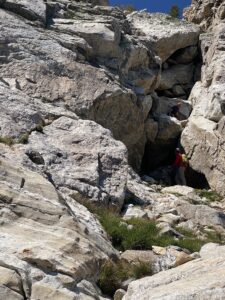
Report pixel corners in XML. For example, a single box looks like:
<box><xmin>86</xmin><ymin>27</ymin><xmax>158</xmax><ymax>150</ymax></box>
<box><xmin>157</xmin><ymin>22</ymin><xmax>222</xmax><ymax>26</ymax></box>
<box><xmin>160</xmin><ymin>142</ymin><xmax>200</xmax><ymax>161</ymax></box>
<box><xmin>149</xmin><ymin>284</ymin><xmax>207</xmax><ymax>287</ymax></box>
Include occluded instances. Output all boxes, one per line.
<box><xmin>184</xmin><ymin>0</ymin><xmax>225</xmax><ymax>31</ymax></box>
<box><xmin>0</xmin><ymin>152</ymin><xmax>116</xmax><ymax>299</ymax></box>
<box><xmin>0</xmin><ymin>1</ymin><xmax>157</xmax><ymax>169</ymax></box>
<box><xmin>182</xmin><ymin>0</ymin><xmax>225</xmax><ymax>196</ymax></box>
<box><xmin>0</xmin><ymin>0</ymin><xmax>200</xmax><ymax>170</ymax></box>
<box><xmin>25</xmin><ymin>116</ymin><xmax>128</xmax><ymax>207</ymax></box>
<box><xmin>0</xmin><ymin>0</ymin><xmax>47</xmax><ymax>23</ymax></box>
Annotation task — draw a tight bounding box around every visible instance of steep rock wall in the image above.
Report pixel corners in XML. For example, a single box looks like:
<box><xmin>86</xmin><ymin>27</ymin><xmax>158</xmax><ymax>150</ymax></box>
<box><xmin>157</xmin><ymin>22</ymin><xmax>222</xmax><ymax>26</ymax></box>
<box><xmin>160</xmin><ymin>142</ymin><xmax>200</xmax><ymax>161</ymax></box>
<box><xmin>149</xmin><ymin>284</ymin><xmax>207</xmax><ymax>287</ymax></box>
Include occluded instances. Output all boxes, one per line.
<box><xmin>182</xmin><ymin>0</ymin><xmax>225</xmax><ymax>195</ymax></box>
<box><xmin>184</xmin><ymin>0</ymin><xmax>225</xmax><ymax>31</ymax></box>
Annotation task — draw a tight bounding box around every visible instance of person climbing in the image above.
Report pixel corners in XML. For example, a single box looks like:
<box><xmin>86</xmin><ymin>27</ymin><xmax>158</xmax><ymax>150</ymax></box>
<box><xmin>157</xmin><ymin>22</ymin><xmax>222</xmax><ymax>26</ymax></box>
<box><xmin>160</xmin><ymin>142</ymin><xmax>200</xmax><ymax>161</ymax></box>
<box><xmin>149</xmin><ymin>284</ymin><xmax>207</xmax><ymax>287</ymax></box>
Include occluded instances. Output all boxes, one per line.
<box><xmin>173</xmin><ymin>148</ymin><xmax>187</xmax><ymax>186</ymax></box>
<box><xmin>170</xmin><ymin>102</ymin><xmax>183</xmax><ymax>120</ymax></box>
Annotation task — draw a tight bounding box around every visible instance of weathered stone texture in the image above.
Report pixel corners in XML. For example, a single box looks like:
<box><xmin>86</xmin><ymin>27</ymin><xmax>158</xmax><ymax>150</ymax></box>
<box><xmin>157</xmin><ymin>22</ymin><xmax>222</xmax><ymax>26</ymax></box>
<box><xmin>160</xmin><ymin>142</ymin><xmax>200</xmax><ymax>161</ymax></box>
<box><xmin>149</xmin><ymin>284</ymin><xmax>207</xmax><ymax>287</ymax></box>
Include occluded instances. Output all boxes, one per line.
<box><xmin>182</xmin><ymin>1</ymin><xmax>225</xmax><ymax>196</ymax></box>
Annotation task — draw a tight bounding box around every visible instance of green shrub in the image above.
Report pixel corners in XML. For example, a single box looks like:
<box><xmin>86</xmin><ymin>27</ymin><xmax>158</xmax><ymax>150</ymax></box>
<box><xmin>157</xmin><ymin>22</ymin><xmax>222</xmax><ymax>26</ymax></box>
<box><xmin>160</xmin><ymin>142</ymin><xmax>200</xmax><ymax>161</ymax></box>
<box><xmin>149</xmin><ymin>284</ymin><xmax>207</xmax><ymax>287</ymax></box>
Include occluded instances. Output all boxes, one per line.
<box><xmin>174</xmin><ymin>238</ymin><xmax>203</xmax><ymax>253</ymax></box>
<box><xmin>173</xmin><ymin>226</ymin><xmax>225</xmax><ymax>252</ymax></box>
<box><xmin>73</xmin><ymin>198</ymin><xmax>158</xmax><ymax>251</ymax></box>
<box><xmin>94</xmin><ymin>209</ymin><xmax>159</xmax><ymax>251</ymax></box>
<box><xmin>98</xmin><ymin>260</ymin><xmax>152</xmax><ymax>297</ymax></box>
<box><xmin>121</xmin><ymin>218</ymin><xmax>157</xmax><ymax>251</ymax></box>
<box><xmin>169</xmin><ymin>5</ymin><xmax>179</xmax><ymax>18</ymax></box>
<box><xmin>132</xmin><ymin>261</ymin><xmax>153</xmax><ymax>279</ymax></box>
<box><xmin>99</xmin><ymin>212</ymin><xmax>127</xmax><ymax>250</ymax></box>
<box><xmin>174</xmin><ymin>226</ymin><xmax>196</xmax><ymax>238</ymax></box>
<box><xmin>18</xmin><ymin>133</ymin><xmax>29</xmax><ymax>144</ymax></box>
<box><xmin>34</xmin><ymin>124</ymin><xmax>44</xmax><ymax>133</ymax></box>
<box><xmin>101</xmin><ymin>215</ymin><xmax>203</xmax><ymax>253</ymax></box>
<box><xmin>75</xmin><ymin>197</ymin><xmax>224</xmax><ymax>254</ymax></box>
<box><xmin>0</xmin><ymin>136</ymin><xmax>14</xmax><ymax>146</ymax></box>
<box><xmin>98</xmin><ymin>260</ymin><xmax>127</xmax><ymax>297</ymax></box>
<box><xmin>16</xmin><ymin>122</ymin><xmax>44</xmax><ymax>145</ymax></box>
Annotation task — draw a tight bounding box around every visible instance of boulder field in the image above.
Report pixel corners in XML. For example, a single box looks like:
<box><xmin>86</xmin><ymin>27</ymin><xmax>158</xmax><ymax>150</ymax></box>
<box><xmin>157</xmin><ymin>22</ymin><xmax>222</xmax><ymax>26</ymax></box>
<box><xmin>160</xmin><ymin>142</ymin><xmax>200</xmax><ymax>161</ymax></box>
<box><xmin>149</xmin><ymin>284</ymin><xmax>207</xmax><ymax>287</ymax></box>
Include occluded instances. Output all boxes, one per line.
<box><xmin>0</xmin><ymin>0</ymin><xmax>225</xmax><ymax>299</ymax></box>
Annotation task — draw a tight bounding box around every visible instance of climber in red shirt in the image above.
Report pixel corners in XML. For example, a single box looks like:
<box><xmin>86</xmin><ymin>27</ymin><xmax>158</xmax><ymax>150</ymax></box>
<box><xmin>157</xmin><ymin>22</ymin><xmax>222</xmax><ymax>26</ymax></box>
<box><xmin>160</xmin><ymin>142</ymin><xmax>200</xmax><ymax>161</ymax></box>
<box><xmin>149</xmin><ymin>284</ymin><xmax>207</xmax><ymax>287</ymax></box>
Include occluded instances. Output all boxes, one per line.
<box><xmin>173</xmin><ymin>148</ymin><xmax>187</xmax><ymax>186</ymax></box>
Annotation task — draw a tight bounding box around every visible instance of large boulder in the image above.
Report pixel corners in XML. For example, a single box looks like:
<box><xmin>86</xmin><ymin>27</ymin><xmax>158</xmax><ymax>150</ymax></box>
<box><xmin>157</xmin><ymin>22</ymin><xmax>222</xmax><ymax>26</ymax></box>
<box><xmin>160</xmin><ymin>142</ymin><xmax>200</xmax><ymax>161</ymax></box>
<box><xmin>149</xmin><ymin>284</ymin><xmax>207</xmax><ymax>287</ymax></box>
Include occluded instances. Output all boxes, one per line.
<box><xmin>0</xmin><ymin>266</ymin><xmax>24</xmax><ymax>300</ymax></box>
<box><xmin>0</xmin><ymin>115</ymin><xmax>129</xmax><ymax>207</ymax></box>
<box><xmin>128</xmin><ymin>12</ymin><xmax>200</xmax><ymax>61</ymax></box>
<box><xmin>0</xmin><ymin>82</ymin><xmax>79</xmax><ymax>138</ymax></box>
<box><xmin>25</xmin><ymin>116</ymin><xmax>128</xmax><ymax>207</ymax></box>
<box><xmin>156</xmin><ymin>115</ymin><xmax>182</xmax><ymax>141</ymax></box>
<box><xmin>151</xmin><ymin>95</ymin><xmax>192</xmax><ymax>120</ymax></box>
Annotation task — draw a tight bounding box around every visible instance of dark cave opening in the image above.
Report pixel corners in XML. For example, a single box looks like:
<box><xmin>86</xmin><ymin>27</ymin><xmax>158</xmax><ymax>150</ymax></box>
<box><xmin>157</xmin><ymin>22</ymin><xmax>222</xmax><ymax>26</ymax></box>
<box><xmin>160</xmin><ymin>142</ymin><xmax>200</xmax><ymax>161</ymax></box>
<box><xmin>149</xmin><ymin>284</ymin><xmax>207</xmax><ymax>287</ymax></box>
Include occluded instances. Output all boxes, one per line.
<box><xmin>185</xmin><ymin>167</ymin><xmax>210</xmax><ymax>189</ymax></box>
<box><xmin>141</xmin><ymin>140</ymin><xmax>177</xmax><ymax>174</ymax></box>
<box><xmin>141</xmin><ymin>141</ymin><xmax>210</xmax><ymax>190</ymax></box>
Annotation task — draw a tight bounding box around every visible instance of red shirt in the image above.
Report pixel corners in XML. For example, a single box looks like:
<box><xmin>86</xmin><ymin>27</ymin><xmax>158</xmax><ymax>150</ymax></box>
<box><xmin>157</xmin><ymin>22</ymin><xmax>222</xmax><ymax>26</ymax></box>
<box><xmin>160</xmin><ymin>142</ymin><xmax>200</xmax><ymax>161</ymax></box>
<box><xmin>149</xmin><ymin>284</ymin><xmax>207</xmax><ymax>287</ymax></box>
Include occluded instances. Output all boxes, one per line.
<box><xmin>173</xmin><ymin>153</ymin><xmax>183</xmax><ymax>167</ymax></box>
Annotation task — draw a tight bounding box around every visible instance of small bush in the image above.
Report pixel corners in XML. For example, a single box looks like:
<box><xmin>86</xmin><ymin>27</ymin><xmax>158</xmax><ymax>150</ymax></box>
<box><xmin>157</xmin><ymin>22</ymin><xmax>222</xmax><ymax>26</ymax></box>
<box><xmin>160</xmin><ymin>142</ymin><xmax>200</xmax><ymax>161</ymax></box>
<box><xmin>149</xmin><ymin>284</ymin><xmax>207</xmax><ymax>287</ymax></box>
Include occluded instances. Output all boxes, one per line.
<box><xmin>132</xmin><ymin>261</ymin><xmax>153</xmax><ymax>279</ymax></box>
<box><xmin>173</xmin><ymin>226</ymin><xmax>225</xmax><ymax>252</ymax></box>
<box><xmin>0</xmin><ymin>136</ymin><xmax>14</xmax><ymax>146</ymax></box>
<box><xmin>174</xmin><ymin>226</ymin><xmax>196</xmax><ymax>238</ymax></box>
<box><xmin>34</xmin><ymin>124</ymin><xmax>44</xmax><ymax>133</ymax></box>
<box><xmin>18</xmin><ymin>133</ymin><xmax>29</xmax><ymax>144</ymax></box>
<box><xmin>169</xmin><ymin>5</ymin><xmax>179</xmax><ymax>18</ymax></box>
<box><xmin>98</xmin><ymin>260</ymin><xmax>152</xmax><ymax>297</ymax></box>
<box><xmin>98</xmin><ymin>260</ymin><xmax>127</xmax><ymax>297</ymax></box>
<box><xmin>16</xmin><ymin>122</ymin><xmax>45</xmax><ymax>145</ymax></box>
<box><xmin>100</xmin><ymin>212</ymin><xmax>127</xmax><ymax>250</ymax></box>
<box><xmin>121</xmin><ymin>218</ymin><xmax>158</xmax><ymax>251</ymax></box>
<box><xmin>173</xmin><ymin>226</ymin><xmax>206</xmax><ymax>252</ymax></box>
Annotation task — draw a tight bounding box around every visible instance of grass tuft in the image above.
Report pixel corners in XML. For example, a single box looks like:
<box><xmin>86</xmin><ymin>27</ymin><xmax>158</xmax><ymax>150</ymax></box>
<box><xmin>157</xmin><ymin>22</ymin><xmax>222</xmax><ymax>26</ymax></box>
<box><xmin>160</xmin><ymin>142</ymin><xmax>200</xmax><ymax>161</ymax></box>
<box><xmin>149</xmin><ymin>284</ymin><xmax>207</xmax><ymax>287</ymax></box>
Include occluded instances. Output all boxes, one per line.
<box><xmin>74</xmin><ymin>197</ymin><xmax>208</xmax><ymax>253</ymax></box>
<box><xmin>195</xmin><ymin>189</ymin><xmax>222</xmax><ymax>202</ymax></box>
<box><xmin>17</xmin><ymin>122</ymin><xmax>45</xmax><ymax>144</ymax></box>
<box><xmin>0</xmin><ymin>136</ymin><xmax>14</xmax><ymax>146</ymax></box>
<box><xmin>18</xmin><ymin>133</ymin><xmax>29</xmax><ymax>144</ymax></box>
<box><xmin>34</xmin><ymin>124</ymin><xmax>44</xmax><ymax>133</ymax></box>
<box><xmin>98</xmin><ymin>260</ymin><xmax>152</xmax><ymax>297</ymax></box>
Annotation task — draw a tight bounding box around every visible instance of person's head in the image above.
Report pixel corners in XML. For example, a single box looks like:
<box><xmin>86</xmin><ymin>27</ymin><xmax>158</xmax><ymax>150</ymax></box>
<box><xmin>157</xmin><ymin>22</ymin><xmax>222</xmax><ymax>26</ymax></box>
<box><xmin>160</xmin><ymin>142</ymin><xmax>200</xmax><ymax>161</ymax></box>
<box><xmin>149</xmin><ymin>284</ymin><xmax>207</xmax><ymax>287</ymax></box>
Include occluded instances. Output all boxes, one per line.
<box><xmin>175</xmin><ymin>148</ymin><xmax>181</xmax><ymax>154</ymax></box>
